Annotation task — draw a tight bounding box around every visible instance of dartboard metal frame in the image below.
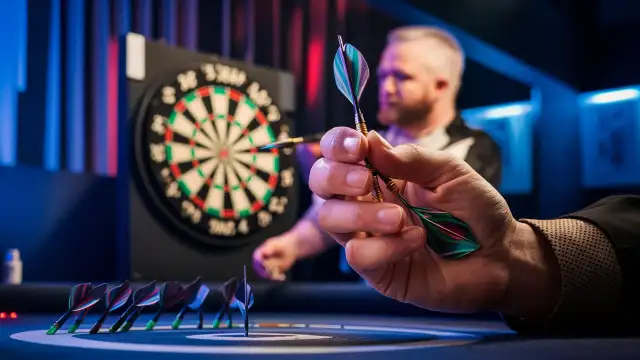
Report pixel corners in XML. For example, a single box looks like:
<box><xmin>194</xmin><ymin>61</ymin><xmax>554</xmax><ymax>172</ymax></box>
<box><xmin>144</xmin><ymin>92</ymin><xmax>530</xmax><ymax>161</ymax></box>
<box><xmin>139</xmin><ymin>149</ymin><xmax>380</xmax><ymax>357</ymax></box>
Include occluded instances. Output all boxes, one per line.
<box><xmin>133</xmin><ymin>62</ymin><xmax>296</xmax><ymax>248</ymax></box>
<box><xmin>117</xmin><ymin>33</ymin><xmax>298</xmax><ymax>282</ymax></box>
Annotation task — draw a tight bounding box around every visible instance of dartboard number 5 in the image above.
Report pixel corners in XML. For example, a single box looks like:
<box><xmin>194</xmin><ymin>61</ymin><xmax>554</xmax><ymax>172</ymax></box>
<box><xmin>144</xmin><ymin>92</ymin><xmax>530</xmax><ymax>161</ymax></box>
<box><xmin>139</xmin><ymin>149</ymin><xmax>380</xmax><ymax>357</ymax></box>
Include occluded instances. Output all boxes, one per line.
<box><xmin>142</xmin><ymin>61</ymin><xmax>295</xmax><ymax>243</ymax></box>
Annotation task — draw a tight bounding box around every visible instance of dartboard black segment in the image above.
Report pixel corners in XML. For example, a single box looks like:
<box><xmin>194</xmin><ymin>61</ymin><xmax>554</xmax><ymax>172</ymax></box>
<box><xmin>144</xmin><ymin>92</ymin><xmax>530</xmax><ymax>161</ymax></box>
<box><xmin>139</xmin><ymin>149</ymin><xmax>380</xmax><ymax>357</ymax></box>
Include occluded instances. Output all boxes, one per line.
<box><xmin>137</xmin><ymin>61</ymin><xmax>295</xmax><ymax>246</ymax></box>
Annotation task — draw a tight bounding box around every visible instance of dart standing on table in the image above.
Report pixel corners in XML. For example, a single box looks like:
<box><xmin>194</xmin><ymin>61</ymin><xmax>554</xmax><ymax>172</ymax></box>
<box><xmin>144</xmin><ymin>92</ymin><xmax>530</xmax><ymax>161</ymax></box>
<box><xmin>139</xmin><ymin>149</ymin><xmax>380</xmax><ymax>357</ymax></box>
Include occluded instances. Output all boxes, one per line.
<box><xmin>110</xmin><ymin>281</ymin><xmax>159</xmax><ymax>332</ymax></box>
<box><xmin>234</xmin><ymin>266</ymin><xmax>254</xmax><ymax>337</ymax></box>
<box><xmin>253</xmin><ymin>26</ymin><xmax>502</xmax><ymax>279</ymax></box>
<box><xmin>212</xmin><ymin>277</ymin><xmax>239</xmax><ymax>328</ymax></box>
<box><xmin>89</xmin><ymin>281</ymin><xmax>132</xmax><ymax>334</ymax></box>
<box><xmin>172</xmin><ymin>277</ymin><xmax>210</xmax><ymax>330</ymax></box>
<box><xmin>47</xmin><ymin>283</ymin><xmax>107</xmax><ymax>335</ymax></box>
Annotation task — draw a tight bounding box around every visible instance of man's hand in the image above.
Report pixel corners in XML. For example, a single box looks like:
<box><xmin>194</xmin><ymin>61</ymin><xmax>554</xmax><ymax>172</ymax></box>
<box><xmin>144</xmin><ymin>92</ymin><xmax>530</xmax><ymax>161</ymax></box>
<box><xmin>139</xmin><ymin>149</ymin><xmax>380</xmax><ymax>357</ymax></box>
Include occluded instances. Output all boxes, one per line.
<box><xmin>308</xmin><ymin>127</ymin><xmax>561</xmax><ymax>318</ymax></box>
<box><xmin>252</xmin><ymin>233</ymin><xmax>298</xmax><ymax>281</ymax></box>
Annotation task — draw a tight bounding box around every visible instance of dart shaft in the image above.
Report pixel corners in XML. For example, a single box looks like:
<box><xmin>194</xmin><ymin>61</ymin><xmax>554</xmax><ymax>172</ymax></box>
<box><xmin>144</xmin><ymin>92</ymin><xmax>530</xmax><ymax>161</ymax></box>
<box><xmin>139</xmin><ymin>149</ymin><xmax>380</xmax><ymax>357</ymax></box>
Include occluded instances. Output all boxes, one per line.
<box><xmin>110</xmin><ymin>305</ymin><xmax>135</xmax><ymax>332</ymax></box>
<box><xmin>261</xmin><ymin>132</ymin><xmax>324</xmax><ymax>149</ymax></box>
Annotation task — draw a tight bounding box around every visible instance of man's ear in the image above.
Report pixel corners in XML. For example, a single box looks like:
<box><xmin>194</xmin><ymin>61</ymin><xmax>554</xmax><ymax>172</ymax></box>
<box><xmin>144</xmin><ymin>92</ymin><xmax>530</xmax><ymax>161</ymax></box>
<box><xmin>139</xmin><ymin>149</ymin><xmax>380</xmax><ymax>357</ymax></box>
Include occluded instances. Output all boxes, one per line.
<box><xmin>435</xmin><ymin>77</ymin><xmax>449</xmax><ymax>93</ymax></box>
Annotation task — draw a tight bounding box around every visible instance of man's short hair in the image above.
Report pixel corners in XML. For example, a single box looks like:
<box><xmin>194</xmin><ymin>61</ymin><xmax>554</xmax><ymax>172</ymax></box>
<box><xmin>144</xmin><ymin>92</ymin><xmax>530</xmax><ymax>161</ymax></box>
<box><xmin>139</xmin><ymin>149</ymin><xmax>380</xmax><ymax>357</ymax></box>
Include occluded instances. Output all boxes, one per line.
<box><xmin>387</xmin><ymin>26</ymin><xmax>465</xmax><ymax>93</ymax></box>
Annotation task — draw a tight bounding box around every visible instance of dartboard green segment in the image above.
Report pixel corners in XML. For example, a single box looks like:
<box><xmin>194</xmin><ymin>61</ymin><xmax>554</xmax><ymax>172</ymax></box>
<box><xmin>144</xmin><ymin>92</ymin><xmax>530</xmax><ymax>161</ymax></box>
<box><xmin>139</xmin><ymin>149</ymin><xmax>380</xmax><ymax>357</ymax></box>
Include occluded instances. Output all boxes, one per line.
<box><xmin>140</xmin><ymin>62</ymin><xmax>296</xmax><ymax>242</ymax></box>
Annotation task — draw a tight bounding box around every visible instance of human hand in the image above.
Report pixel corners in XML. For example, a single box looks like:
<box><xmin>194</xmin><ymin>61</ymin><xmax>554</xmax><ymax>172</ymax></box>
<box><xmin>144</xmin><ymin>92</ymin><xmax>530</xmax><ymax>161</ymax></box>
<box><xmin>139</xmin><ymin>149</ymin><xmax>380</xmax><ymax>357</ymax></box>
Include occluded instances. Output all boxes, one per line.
<box><xmin>309</xmin><ymin>127</ymin><xmax>560</xmax><ymax>318</ymax></box>
<box><xmin>252</xmin><ymin>233</ymin><xmax>298</xmax><ymax>281</ymax></box>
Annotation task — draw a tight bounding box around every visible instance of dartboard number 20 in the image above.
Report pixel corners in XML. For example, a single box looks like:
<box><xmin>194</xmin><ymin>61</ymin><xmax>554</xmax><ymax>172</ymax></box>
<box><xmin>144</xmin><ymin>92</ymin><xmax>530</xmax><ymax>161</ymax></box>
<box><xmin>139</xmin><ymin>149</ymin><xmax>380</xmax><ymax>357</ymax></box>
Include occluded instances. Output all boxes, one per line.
<box><xmin>141</xmin><ymin>62</ymin><xmax>295</xmax><ymax>243</ymax></box>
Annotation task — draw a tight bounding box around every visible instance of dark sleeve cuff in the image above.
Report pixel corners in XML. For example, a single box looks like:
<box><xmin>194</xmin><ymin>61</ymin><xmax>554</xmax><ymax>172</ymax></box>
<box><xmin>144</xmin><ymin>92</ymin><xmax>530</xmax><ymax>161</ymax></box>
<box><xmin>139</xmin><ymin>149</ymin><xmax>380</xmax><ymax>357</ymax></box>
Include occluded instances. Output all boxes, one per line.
<box><xmin>502</xmin><ymin>218</ymin><xmax>623</xmax><ymax>334</ymax></box>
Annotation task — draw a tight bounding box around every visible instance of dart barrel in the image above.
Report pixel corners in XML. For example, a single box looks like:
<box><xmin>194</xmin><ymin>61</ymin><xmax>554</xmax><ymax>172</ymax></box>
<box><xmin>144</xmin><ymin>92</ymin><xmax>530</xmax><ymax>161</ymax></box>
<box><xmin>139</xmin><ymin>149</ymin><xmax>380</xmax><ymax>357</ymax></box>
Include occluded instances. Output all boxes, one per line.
<box><xmin>353</xmin><ymin>115</ymin><xmax>383</xmax><ymax>202</ymax></box>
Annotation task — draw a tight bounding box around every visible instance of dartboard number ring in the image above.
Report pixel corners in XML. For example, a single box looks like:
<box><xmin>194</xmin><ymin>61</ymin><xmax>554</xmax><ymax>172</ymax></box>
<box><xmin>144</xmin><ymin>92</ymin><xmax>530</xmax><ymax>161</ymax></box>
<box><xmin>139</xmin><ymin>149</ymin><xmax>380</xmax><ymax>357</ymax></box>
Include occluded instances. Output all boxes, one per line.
<box><xmin>141</xmin><ymin>61</ymin><xmax>295</xmax><ymax>243</ymax></box>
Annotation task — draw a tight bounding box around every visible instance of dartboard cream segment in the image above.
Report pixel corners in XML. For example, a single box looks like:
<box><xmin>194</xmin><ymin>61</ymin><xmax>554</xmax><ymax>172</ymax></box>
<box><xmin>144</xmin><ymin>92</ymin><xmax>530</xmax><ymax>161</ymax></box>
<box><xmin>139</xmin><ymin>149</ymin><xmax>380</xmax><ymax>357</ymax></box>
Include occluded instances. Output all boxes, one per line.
<box><xmin>224</xmin><ymin>164</ymin><xmax>253</xmax><ymax>215</ymax></box>
<box><xmin>231</xmin><ymin>160</ymin><xmax>272</xmax><ymax>204</ymax></box>
<box><xmin>227</xmin><ymin>96</ymin><xmax>258</xmax><ymax>145</ymax></box>
<box><xmin>165</xmin><ymin>143</ymin><xmax>216</xmax><ymax>164</ymax></box>
<box><xmin>167</xmin><ymin>112</ymin><xmax>215</xmax><ymax>149</ymax></box>
<box><xmin>184</xmin><ymin>93</ymin><xmax>220</xmax><ymax>146</ymax></box>
<box><xmin>234</xmin><ymin>152</ymin><xmax>279</xmax><ymax>175</ymax></box>
<box><xmin>205</xmin><ymin>164</ymin><xmax>226</xmax><ymax>214</ymax></box>
<box><xmin>210</xmin><ymin>87</ymin><xmax>230</xmax><ymax>140</ymax></box>
<box><xmin>233</xmin><ymin>126</ymin><xmax>275</xmax><ymax>151</ymax></box>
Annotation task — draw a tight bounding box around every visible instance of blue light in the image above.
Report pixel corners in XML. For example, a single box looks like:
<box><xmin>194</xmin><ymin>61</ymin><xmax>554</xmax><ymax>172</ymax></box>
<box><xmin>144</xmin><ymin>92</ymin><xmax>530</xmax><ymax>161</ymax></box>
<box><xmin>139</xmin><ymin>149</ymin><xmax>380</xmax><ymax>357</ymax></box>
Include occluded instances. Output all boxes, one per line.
<box><xmin>44</xmin><ymin>0</ymin><xmax>62</xmax><ymax>171</ymax></box>
<box><xmin>582</xmin><ymin>87</ymin><xmax>640</xmax><ymax>105</ymax></box>
<box><xmin>66</xmin><ymin>0</ymin><xmax>86</xmax><ymax>173</ymax></box>
<box><xmin>461</xmin><ymin>101</ymin><xmax>534</xmax><ymax>121</ymax></box>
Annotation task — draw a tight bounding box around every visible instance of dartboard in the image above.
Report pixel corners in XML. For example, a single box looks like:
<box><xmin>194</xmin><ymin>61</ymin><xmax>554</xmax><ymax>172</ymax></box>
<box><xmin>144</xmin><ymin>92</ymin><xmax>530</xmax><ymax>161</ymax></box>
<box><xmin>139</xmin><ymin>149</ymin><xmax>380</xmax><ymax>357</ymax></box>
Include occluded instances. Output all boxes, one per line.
<box><xmin>134</xmin><ymin>61</ymin><xmax>296</xmax><ymax>247</ymax></box>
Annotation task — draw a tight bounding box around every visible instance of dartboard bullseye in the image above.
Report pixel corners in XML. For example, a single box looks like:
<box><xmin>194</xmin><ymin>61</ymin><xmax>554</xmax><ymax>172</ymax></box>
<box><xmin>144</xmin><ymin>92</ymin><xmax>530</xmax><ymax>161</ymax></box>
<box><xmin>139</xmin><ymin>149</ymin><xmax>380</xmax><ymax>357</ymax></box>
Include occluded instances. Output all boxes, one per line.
<box><xmin>135</xmin><ymin>61</ymin><xmax>296</xmax><ymax>246</ymax></box>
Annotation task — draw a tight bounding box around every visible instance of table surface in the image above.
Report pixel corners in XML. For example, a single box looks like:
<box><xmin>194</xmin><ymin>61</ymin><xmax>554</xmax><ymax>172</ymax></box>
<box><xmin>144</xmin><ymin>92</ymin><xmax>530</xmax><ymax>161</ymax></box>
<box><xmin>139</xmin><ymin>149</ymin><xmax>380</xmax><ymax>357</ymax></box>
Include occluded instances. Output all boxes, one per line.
<box><xmin>2</xmin><ymin>312</ymin><xmax>639</xmax><ymax>360</ymax></box>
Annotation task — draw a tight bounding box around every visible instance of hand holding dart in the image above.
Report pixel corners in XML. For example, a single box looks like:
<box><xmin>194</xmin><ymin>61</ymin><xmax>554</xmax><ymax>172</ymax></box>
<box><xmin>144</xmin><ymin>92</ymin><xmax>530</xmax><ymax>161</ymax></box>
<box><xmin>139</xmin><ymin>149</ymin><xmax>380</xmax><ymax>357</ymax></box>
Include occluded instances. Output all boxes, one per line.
<box><xmin>332</xmin><ymin>35</ymin><xmax>480</xmax><ymax>259</ymax></box>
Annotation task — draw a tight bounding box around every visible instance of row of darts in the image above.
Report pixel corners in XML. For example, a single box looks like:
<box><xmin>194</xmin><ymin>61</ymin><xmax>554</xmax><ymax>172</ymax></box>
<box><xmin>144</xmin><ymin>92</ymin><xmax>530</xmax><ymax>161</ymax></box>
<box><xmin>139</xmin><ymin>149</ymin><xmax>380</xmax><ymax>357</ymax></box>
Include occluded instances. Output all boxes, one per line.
<box><xmin>47</xmin><ymin>272</ymin><xmax>254</xmax><ymax>336</ymax></box>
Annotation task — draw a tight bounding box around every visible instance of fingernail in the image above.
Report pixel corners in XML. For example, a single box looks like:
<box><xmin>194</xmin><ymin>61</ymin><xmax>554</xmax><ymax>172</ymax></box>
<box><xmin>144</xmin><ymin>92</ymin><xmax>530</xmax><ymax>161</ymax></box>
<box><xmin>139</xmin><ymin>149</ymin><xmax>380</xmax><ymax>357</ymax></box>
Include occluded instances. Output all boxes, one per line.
<box><xmin>314</xmin><ymin>158</ymin><xmax>329</xmax><ymax>172</ymax></box>
<box><xmin>343</xmin><ymin>137</ymin><xmax>361</xmax><ymax>155</ymax></box>
<box><xmin>377</xmin><ymin>206</ymin><xmax>403</xmax><ymax>226</ymax></box>
<box><xmin>345</xmin><ymin>169</ymin><xmax>369</xmax><ymax>189</ymax></box>
<box><xmin>371</xmin><ymin>130</ymin><xmax>393</xmax><ymax>149</ymax></box>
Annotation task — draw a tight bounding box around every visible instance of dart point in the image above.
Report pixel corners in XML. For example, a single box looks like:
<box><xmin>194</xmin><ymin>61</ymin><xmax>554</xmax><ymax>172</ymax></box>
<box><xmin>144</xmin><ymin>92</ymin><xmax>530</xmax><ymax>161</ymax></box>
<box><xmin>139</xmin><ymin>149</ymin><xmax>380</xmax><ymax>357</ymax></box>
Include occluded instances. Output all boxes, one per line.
<box><xmin>145</xmin><ymin>319</ymin><xmax>157</xmax><ymax>331</ymax></box>
<box><xmin>67</xmin><ymin>324</ymin><xmax>79</xmax><ymax>333</ymax></box>
<box><xmin>46</xmin><ymin>325</ymin><xmax>58</xmax><ymax>335</ymax></box>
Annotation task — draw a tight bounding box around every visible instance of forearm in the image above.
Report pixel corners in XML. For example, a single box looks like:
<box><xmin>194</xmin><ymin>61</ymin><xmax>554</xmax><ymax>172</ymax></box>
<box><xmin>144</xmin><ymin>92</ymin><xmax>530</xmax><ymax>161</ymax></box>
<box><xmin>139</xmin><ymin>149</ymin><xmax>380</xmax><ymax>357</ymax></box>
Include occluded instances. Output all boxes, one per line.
<box><xmin>292</xmin><ymin>201</ymin><xmax>338</xmax><ymax>259</ymax></box>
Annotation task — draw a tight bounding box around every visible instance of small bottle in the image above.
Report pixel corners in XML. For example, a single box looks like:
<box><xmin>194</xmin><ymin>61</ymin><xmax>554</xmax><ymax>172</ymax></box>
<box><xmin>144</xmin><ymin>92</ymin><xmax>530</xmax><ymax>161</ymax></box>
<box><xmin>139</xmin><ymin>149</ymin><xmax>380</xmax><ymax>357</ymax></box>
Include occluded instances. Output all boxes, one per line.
<box><xmin>3</xmin><ymin>249</ymin><xmax>23</xmax><ymax>285</ymax></box>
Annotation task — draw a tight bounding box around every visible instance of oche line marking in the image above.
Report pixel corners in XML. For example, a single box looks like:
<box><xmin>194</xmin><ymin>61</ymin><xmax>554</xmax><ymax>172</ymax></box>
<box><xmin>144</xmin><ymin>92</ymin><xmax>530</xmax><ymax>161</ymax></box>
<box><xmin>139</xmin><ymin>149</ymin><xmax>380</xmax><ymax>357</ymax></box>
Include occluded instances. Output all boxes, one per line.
<box><xmin>9</xmin><ymin>324</ymin><xmax>480</xmax><ymax>355</ymax></box>
<box><xmin>187</xmin><ymin>332</ymin><xmax>332</xmax><ymax>341</ymax></box>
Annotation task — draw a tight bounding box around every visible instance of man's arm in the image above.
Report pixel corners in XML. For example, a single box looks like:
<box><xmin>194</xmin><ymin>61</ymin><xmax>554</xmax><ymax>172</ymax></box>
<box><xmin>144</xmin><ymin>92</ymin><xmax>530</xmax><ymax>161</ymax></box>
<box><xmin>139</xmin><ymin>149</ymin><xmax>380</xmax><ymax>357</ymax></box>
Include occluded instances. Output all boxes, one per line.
<box><xmin>502</xmin><ymin>195</ymin><xmax>640</xmax><ymax>335</ymax></box>
<box><xmin>291</xmin><ymin>194</ymin><xmax>340</xmax><ymax>259</ymax></box>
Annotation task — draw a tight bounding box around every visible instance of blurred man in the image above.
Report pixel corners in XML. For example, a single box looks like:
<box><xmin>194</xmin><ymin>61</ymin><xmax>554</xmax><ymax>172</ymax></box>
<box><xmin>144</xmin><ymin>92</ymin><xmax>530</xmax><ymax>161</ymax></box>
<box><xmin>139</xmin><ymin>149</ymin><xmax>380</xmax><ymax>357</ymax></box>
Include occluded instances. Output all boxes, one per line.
<box><xmin>253</xmin><ymin>26</ymin><xmax>501</xmax><ymax>280</ymax></box>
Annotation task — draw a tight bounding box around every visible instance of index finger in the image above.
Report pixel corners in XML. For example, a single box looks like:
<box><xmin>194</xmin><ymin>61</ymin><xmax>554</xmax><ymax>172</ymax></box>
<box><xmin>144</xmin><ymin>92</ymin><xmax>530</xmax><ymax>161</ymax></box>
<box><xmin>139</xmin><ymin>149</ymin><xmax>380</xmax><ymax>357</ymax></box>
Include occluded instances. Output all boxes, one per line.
<box><xmin>320</xmin><ymin>127</ymin><xmax>368</xmax><ymax>164</ymax></box>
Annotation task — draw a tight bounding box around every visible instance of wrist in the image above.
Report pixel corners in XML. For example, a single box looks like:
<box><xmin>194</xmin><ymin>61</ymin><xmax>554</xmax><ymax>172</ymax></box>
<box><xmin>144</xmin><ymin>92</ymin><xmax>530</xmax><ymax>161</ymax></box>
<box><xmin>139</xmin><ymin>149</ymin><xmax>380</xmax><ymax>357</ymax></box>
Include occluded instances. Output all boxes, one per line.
<box><xmin>500</xmin><ymin>221</ymin><xmax>562</xmax><ymax>321</ymax></box>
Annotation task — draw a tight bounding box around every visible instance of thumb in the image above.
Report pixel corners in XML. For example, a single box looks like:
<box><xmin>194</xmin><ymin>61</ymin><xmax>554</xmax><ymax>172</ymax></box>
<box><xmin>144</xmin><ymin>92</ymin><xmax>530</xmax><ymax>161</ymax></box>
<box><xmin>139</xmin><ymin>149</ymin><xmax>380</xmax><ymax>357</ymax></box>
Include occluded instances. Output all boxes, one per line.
<box><xmin>367</xmin><ymin>131</ymin><xmax>472</xmax><ymax>189</ymax></box>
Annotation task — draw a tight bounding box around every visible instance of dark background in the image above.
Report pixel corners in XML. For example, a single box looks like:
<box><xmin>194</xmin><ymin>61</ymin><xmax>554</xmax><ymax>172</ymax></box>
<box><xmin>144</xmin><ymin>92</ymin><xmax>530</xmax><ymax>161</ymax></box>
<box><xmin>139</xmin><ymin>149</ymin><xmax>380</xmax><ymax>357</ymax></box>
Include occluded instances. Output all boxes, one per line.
<box><xmin>0</xmin><ymin>0</ymin><xmax>639</xmax><ymax>283</ymax></box>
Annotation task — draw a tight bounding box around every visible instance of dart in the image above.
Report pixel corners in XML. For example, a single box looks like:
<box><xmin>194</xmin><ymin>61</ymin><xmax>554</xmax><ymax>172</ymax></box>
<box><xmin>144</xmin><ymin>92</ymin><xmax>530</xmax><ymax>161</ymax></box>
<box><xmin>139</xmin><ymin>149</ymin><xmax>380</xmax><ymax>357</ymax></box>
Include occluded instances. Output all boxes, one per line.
<box><xmin>233</xmin><ymin>266</ymin><xmax>254</xmax><ymax>337</ymax></box>
<box><xmin>212</xmin><ymin>277</ymin><xmax>238</xmax><ymax>329</ymax></box>
<box><xmin>260</xmin><ymin>132</ymin><xmax>324</xmax><ymax>150</ymax></box>
<box><xmin>66</xmin><ymin>308</ymin><xmax>88</xmax><ymax>334</ymax></box>
<box><xmin>47</xmin><ymin>283</ymin><xmax>107</xmax><ymax>335</ymax></box>
<box><xmin>333</xmin><ymin>35</ymin><xmax>480</xmax><ymax>259</ymax></box>
<box><xmin>89</xmin><ymin>280</ymin><xmax>132</xmax><ymax>334</ymax></box>
<box><xmin>110</xmin><ymin>281</ymin><xmax>158</xmax><ymax>332</ymax></box>
<box><xmin>172</xmin><ymin>276</ymin><xmax>210</xmax><ymax>330</ymax></box>
<box><xmin>145</xmin><ymin>281</ymin><xmax>185</xmax><ymax>331</ymax></box>
<box><xmin>64</xmin><ymin>284</ymin><xmax>108</xmax><ymax>334</ymax></box>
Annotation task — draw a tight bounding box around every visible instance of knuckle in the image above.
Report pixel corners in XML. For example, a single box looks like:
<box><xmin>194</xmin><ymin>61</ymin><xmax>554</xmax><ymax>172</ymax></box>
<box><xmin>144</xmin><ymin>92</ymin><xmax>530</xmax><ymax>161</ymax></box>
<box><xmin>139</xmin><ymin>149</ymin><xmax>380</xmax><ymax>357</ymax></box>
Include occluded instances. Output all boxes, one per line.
<box><xmin>352</xmin><ymin>203</ymin><xmax>367</xmax><ymax>227</ymax></box>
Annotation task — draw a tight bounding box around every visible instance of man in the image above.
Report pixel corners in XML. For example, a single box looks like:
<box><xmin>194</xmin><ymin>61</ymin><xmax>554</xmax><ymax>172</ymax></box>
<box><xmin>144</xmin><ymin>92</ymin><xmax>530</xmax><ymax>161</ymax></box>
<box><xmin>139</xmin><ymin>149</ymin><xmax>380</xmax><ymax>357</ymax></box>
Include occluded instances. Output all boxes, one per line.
<box><xmin>252</xmin><ymin>26</ymin><xmax>501</xmax><ymax>280</ymax></box>
<box><xmin>308</xmin><ymin>126</ymin><xmax>640</xmax><ymax>335</ymax></box>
